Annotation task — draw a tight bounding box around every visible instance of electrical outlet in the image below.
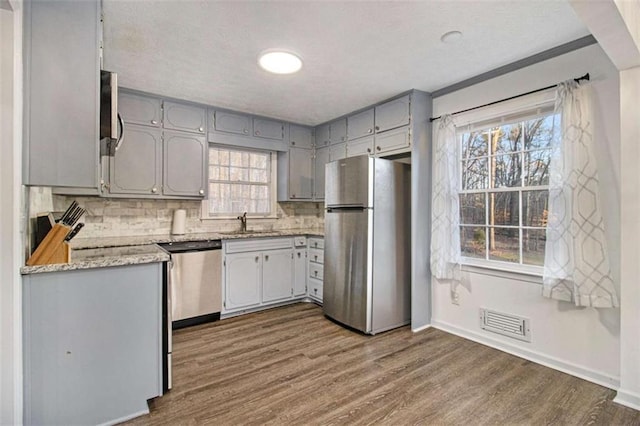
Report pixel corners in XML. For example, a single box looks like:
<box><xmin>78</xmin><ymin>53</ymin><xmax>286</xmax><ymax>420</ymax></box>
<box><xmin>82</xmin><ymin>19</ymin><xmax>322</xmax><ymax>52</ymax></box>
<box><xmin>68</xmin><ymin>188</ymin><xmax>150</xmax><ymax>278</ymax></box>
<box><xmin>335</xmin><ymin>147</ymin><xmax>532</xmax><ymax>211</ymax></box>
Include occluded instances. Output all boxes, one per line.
<box><xmin>451</xmin><ymin>289</ymin><xmax>460</xmax><ymax>305</ymax></box>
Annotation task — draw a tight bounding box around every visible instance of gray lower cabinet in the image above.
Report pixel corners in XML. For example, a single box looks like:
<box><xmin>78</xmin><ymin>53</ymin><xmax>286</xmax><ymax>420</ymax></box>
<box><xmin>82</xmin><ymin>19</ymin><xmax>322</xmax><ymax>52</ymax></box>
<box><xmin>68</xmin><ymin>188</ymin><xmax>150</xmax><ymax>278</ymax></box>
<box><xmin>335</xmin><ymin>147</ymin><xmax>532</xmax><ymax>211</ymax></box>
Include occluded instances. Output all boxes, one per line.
<box><xmin>23</xmin><ymin>263</ymin><xmax>163</xmax><ymax>426</ymax></box>
<box><xmin>313</xmin><ymin>146</ymin><xmax>329</xmax><ymax>200</ymax></box>
<box><xmin>307</xmin><ymin>237</ymin><xmax>324</xmax><ymax>303</ymax></box>
<box><xmin>109</xmin><ymin>124</ymin><xmax>162</xmax><ymax>195</ymax></box>
<box><xmin>163</xmin><ymin>131</ymin><xmax>207</xmax><ymax>197</ymax></box>
<box><xmin>277</xmin><ymin>147</ymin><xmax>313</xmax><ymax>201</ymax></box>
<box><xmin>23</xmin><ymin>0</ymin><xmax>101</xmax><ymax>191</ymax></box>
<box><xmin>262</xmin><ymin>249</ymin><xmax>294</xmax><ymax>302</ymax></box>
<box><xmin>224</xmin><ymin>252</ymin><xmax>262</xmax><ymax>310</ymax></box>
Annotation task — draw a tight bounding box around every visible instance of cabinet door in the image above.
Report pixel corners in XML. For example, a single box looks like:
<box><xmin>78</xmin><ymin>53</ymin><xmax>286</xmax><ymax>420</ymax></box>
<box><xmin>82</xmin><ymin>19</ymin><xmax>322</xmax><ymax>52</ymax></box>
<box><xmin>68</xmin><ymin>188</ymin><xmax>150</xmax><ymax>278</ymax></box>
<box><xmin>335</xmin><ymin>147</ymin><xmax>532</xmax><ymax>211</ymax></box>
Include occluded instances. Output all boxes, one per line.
<box><xmin>329</xmin><ymin>142</ymin><xmax>347</xmax><ymax>162</ymax></box>
<box><xmin>163</xmin><ymin>101</ymin><xmax>206</xmax><ymax>134</ymax></box>
<box><xmin>253</xmin><ymin>118</ymin><xmax>284</xmax><ymax>140</ymax></box>
<box><xmin>313</xmin><ymin>146</ymin><xmax>329</xmax><ymax>200</ymax></box>
<box><xmin>288</xmin><ymin>147</ymin><xmax>313</xmax><ymax>200</ymax></box>
<box><xmin>163</xmin><ymin>131</ymin><xmax>207</xmax><ymax>198</ymax></box>
<box><xmin>330</xmin><ymin>118</ymin><xmax>347</xmax><ymax>144</ymax></box>
<box><xmin>24</xmin><ymin>0</ymin><xmax>100</xmax><ymax>188</ymax></box>
<box><xmin>374</xmin><ymin>126</ymin><xmax>410</xmax><ymax>155</ymax></box>
<box><xmin>214</xmin><ymin>111</ymin><xmax>252</xmax><ymax>136</ymax></box>
<box><xmin>347</xmin><ymin>136</ymin><xmax>374</xmax><ymax>157</ymax></box>
<box><xmin>293</xmin><ymin>249</ymin><xmax>307</xmax><ymax>297</ymax></box>
<box><xmin>262</xmin><ymin>249</ymin><xmax>294</xmax><ymax>303</ymax></box>
<box><xmin>109</xmin><ymin>124</ymin><xmax>162</xmax><ymax>195</ymax></box>
<box><xmin>348</xmin><ymin>109</ymin><xmax>374</xmax><ymax>140</ymax></box>
<box><xmin>375</xmin><ymin>94</ymin><xmax>410</xmax><ymax>133</ymax></box>
<box><xmin>315</xmin><ymin>123</ymin><xmax>330</xmax><ymax>147</ymax></box>
<box><xmin>119</xmin><ymin>92</ymin><xmax>162</xmax><ymax>127</ymax></box>
<box><xmin>225</xmin><ymin>252</ymin><xmax>261</xmax><ymax>310</ymax></box>
<box><xmin>289</xmin><ymin>124</ymin><xmax>314</xmax><ymax>149</ymax></box>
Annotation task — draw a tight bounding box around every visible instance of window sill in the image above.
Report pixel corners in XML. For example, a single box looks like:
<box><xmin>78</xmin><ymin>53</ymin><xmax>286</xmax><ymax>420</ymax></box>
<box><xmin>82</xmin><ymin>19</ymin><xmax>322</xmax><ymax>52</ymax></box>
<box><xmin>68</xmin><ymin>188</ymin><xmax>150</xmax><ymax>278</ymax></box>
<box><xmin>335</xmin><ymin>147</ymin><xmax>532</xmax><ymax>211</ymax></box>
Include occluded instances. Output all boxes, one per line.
<box><xmin>461</xmin><ymin>258</ymin><xmax>543</xmax><ymax>285</ymax></box>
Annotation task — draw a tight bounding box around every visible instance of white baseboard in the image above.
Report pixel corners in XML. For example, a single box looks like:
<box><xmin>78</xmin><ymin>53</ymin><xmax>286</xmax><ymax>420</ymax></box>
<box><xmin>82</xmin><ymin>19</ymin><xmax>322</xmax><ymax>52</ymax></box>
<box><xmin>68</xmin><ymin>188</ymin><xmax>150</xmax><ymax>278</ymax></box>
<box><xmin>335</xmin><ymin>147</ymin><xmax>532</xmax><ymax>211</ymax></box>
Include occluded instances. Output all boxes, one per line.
<box><xmin>432</xmin><ymin>319</ymin><xmax>620</xmax><ymax>390</ymax></box>
<box><xmin>412</xmin><ymin>323</ymin><xmax>432</xmax><ymax>333</ymax></box>
<box><xmin>613</xmin><ymin>389</ymin><xmax>640</xmax><ymax>411</ymax></box>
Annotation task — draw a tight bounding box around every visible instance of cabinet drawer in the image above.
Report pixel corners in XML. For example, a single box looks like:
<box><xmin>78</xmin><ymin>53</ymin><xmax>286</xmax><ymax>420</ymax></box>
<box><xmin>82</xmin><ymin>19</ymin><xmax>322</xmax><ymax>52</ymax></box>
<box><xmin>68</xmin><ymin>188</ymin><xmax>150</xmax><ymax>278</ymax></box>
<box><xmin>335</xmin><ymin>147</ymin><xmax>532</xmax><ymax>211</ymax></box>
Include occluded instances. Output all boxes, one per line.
<box><xmin>163</xmin><ymin>101</ymin><xmax>206</xmax><ymax>134</ymax></box>
<box><xmin>293</xmin><ymin>236</ymin><xmax>307</xmax><ymax>247</ymax></box>
<box><xmin>309</xmin><ymin>238</ymin><xmax>324</xmax><ymax>249</ymax></box>
<box><xmin>308</xmin><ymin>277</ymin><xmax>323</xmax><ymax>300</ymax></box>
<box><xmin>309</xmin><ymin>248</ymin><xmax>323</xmax><ymax>264</ymax></box>
<box><xmin>309</xmin><ymin>262</ymin><xmax>323</xmax><ymax>281</ymax></box>
<box><xmin>225</xmin><ymin>237</ymin><xmax>293</xmax><ymax>254</ymax></box>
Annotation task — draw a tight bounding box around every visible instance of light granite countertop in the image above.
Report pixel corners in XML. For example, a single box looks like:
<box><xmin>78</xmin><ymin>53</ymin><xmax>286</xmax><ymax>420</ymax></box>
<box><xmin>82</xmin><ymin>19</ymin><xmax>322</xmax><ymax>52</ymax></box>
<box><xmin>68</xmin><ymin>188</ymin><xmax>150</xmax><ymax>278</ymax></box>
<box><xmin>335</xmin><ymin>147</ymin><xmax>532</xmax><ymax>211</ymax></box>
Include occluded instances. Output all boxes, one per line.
<box><xmin>21</xmin><ymin>228</ymin><xmax>324</xmax><ymax>275</ymax></box>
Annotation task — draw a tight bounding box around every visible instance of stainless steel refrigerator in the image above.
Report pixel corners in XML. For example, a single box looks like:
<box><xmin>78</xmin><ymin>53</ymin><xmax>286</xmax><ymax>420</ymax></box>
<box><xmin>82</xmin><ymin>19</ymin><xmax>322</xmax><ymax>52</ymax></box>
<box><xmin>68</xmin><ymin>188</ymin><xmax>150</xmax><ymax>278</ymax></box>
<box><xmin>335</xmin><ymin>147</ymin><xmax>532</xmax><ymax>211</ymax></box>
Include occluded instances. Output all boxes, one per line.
<box><xmin>323</xmin><ymin>155</ymin><xmax>411</xmax><ymax>334</ymax></box>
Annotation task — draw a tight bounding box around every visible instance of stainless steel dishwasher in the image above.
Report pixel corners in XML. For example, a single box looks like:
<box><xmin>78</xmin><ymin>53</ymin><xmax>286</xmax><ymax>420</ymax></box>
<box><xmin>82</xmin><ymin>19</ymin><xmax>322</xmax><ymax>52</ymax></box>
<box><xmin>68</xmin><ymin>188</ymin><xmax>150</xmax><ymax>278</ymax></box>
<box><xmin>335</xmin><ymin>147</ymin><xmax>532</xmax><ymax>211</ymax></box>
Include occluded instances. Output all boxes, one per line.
<box><xmin>159</xmin><ymin>240</ymin><xmax>222</xmax><ymax>329</ymax></box>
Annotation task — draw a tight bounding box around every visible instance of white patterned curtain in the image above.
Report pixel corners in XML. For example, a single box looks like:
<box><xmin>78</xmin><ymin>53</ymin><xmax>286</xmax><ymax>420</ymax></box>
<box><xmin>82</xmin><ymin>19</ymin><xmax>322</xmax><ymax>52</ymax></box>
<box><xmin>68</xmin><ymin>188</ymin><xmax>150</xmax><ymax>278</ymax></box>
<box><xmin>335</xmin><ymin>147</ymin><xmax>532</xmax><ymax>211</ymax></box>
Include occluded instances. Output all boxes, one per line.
<box><xmin>430</xmin><ymin>115</ymin><xmax>461</xmax><ymax>281</ymax></box>
<box><xmin>543</xmin><ymin>81</ymin><xmax>618</xmax><ymax>307</ymax></box>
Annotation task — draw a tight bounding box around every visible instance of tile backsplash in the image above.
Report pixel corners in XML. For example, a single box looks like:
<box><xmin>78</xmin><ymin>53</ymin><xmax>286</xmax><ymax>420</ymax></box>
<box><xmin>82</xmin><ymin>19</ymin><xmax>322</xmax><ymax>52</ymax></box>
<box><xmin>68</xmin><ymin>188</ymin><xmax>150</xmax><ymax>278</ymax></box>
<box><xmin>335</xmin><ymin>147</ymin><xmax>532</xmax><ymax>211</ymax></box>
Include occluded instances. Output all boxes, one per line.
<box><xmin>30</xmin><ymin>188</ymin><xmax>324</xmax><ymax>239</ymax></box>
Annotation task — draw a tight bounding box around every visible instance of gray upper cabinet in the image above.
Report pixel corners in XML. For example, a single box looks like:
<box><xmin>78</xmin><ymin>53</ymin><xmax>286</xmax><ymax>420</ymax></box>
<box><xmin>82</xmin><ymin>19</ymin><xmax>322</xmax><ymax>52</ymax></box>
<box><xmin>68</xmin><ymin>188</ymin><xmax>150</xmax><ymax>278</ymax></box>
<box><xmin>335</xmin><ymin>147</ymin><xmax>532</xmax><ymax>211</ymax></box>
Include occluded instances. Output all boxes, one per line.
<box><xmin>374</xmin><ymin>126</ymin><xmax>410</xmax><ymax>154</ymax></box>
<box><xmin>375</xmin><ymin>94</ymin><xmax>410</xmax><ymax>133</ymax></box>
<box><xmin>213</xmin><ymin>110</ymin><xmax>252</xmax><ymax>136</ymax></box>
<box><xmin>289</xmin><ymin>148</ymin><xmax>313</xmax><ymax>200</ymax></box>
<box><xmin>108</xmin><ymin>124</ymin><xmax>162</xmax><ymax>195</ymax></box>
<box><xmin>163</xmin><ymin>131</ymin><xmax>207</xmax><ymax>197</ymax></box>
<box><xmin>329</xmin><ymin>142</ymin><xmax>347</xmax><ymax>162</ymax></box>
<box><xmin>313</xmin><ymin>146</ymin><xmax>329</xmax><ymax>200</ymax></box>
<box><xmin>119</xmin><ymin>92</ymin><xmax>162</xmax><ymax>127</ymax></box>
<box><xmin>330</xmin><ymin>119</ymin><xmax>347</xmax><ymax>144</ymax></box>
<box><xmin>163</xmin><ymin>101</ymin><xmax>206</xmax><ymax>134</ymax></box>
<box><xmin>347</xmin><ymin>136</ymin><xmax>374</xmax><ymax>157</ymax></box>
<box><xmin>24</xmin><ymin>0</ymin><xmax>100</xmax><ymax>190</ymax></box>
<box><xmin>253</xmin><ymin>118</ymin><xmax>285</xmax><ymax>141</ymax></box>
<box><xmin>289</xmin><ymin>124</ymin><xmax>314</xmax><ymax>149</ymax></box>
<box><xmin>347</xmin><ymin>109</ymin><xmax>374</xmax><ymax>140</ymax></box>
<box><xmin>315</xmin><ymin>123</ymin><xmax>330</xmax><ymax>147</ymax></box>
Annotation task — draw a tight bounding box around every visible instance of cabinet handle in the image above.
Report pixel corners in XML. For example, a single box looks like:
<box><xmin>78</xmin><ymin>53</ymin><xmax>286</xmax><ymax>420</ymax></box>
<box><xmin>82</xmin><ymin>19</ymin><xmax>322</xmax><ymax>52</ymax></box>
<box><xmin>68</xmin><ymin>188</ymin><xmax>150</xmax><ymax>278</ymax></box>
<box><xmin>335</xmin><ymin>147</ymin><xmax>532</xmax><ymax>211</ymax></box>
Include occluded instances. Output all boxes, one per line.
<box><xmin>243</xmin><ymin>129</ymin><xmax>249</xmax><ymax>134</ymax></box>
<box><xmin>255</xmin><ymin>256</ymin><xmax>259</xmax><ymax>262</ymax></box>
<box><xmin>151</xmin><ymin>120</ymin><xmax>158</xmax><ymax>125</ymax></box>
<box><xmin>376</xmin><ymin>146</ymin><xmax>381</xmax><ymax>151</ymax></box>
<box><xmin>199</xmin><ymin>189</ymin><xmax>204</xmax><ymax>195</ymax></box>
<box><xmin>367</xmin><ymin>148</ymin><xmax>371</xmax><ymax>153</ymax></box>
<box><xmin>297</xmin><ymin>252</ymin><xmax>301</xmax><ymax>258</ymax></box>
<box><xmin>292</xmin><ymin>194</ymin><xmax>296</xmax><ymax>198</ymax></box>
<box><xmin>265</xmin><ymin>255</ymin><xmax>269</xmax><ymax>261</ymax></box>
<box><xmin>314</xmin><ymin>270</ymin><xmax>318</xmax><ymax>277</ymax></box>
<box><xmin>292</xmin><ymin>141</ymin><xmax>296</xmax><ymax>146</ymax></box>
<box><xmin>375</xmin><ymin>126</ymin><xmax>380</xmax><ymax>131</ymax></box>
<box><xmin>255</xmin><ymin>130</ymin><xmax>261</xmax><ymax>136</ymax></box>
<box><xmin>342</xmin><ymin>136</ymin><xmax>346</xmax><ymax>141</ymax></box>
<box><xmin>314</xmin><ymin>255</ymin><xmax>318</xmax><ymax>261</ymax></box>
<box><xmin>368</xmin><ymin>128</ymin><xmax>373</xmax><ymax>134</ymax></box>
<box><xmin>198</xmin><ymin>127</ymin><xmax>204</xmax><ymax>132</ymax></box>
<box><xmin>151</xmin><ymin>187</ymin><xmax>158</xmax><ymax>193</ymax></box>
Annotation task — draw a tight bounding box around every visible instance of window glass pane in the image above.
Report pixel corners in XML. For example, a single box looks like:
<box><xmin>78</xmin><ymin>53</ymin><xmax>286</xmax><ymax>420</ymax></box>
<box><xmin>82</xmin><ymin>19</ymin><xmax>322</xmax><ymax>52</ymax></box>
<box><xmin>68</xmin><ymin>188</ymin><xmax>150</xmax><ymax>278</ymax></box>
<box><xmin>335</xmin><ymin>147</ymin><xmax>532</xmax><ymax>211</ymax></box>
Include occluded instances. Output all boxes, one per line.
<box><xmin>523</xmin><ymin>114</ymin><xmax>559</xmax><ymax>150</ymax></box>
<box><xmin>522</xmin><ymin>190</ymin><xmax>548</xmax><ymax>227</ymax></box>
<box><xmin>460</xmin><ymin>193</ymin><xmax>485</xmax><ymax>225</ymax></box>
<box><xmin>250</xmin><ymin>168</ymin><xmax>268</xmax><ymax>183</ymax></box>
<box><xmin>488</xmin><ymin>227</ymin><xmax>519</xmax><ymax>263</ymax></box>
<box><xmin>209</xmin><ymin>165</ymin><xmax>219</xmax><ymax>180</ymax></box>
<box><xmin>461</xmin><ymin>226</ymin><xmax>486</xmax><ymax>259</ymax></box>
<box><xmin>490</xmin><ymin>192</ymin><xmax>519</xmax><ymax>226</ymax></box>
<box><xmin>219</xmin><ymin>166</ymin><xmax>229</xmax><ymax>180</ymax></box>
<box><xmin>524</xmin><ymin>149</ymin><xmax>551</xmax><ymax>186</ymax></box>
<box><xmin>209</xmin><ymin>148</ymin><xmax>219</xmax><ymax>165</ymax></box>
<box><xmin>522</xmin><ymin>228</ymin><xmax>546</xmax><ymax>266</ymax></box>
<box><xmin>492</xmin><ymin>153</ymin><xmax>522</xmax><ymax>188</ymax></box>
<box><xmin>491</xmin><ymin>124</ymin><xmax>522</xmax><ymax>155</ymax></box>
<box><xmin>218</xmin><ymin>149</ymin><xmax>229</xmax><ymax>165</ymax></box>
<box><xmin>462</xmin><ymin>158</ymin><xmax>488</xmax><ymax>190</ymax></box>
<box><xmin>461</xmin><ymin>132</ymin><xmax>488</xmax><ymax>159</ymax></box>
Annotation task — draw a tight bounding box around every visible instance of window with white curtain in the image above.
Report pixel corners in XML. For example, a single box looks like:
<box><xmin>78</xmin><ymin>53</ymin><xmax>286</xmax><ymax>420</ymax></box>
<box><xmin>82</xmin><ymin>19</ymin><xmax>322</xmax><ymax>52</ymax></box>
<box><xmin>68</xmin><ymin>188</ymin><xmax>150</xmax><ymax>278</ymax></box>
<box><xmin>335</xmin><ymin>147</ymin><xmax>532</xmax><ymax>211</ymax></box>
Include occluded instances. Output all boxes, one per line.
<box><xmin>458</xmin><ymin>108</ymin><xmax>559</xmax><ymax>272</ymax></box>
<box><xmin>202</xmin><ymin>146</ymin><xmax>277</xmax><ymax>218</ymax></box>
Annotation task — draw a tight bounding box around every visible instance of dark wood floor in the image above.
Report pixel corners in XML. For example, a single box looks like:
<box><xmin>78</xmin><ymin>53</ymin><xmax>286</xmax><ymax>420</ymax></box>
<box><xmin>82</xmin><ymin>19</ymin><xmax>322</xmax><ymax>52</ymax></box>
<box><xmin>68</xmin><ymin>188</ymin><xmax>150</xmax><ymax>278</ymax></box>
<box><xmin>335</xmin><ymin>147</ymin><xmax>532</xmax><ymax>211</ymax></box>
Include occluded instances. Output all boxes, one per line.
<box><xmin>123</xmin><ymin>303</ymin><xmax>640</xmax><ymax>425</ymax></box>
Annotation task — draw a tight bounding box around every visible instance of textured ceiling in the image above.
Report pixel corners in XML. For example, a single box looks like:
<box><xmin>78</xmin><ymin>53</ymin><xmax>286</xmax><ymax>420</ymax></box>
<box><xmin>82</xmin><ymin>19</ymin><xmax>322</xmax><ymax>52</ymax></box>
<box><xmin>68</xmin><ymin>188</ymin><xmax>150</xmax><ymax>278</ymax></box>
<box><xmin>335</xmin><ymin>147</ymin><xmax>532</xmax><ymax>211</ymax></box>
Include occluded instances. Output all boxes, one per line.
<box><xmin>103</xmin><ymin>1</ymin><xmax>589</xmax><ymax>126</ymax></box>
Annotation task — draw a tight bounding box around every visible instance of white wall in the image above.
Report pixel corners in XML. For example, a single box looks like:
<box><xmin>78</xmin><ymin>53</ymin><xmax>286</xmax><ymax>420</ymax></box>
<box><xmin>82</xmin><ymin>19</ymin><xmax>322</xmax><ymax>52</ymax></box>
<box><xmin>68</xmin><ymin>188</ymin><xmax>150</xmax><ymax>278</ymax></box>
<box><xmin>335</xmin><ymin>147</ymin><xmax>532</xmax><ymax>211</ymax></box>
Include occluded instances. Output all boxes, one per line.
<box><xmin>429</xmin><ymin>44</ymin><xmax>622</xmax><ymax>388</ymax></box>
<box><xmin>0</xmin><ymin>1</ymin><xmax>23</xmax><ymax>424</ymax></box>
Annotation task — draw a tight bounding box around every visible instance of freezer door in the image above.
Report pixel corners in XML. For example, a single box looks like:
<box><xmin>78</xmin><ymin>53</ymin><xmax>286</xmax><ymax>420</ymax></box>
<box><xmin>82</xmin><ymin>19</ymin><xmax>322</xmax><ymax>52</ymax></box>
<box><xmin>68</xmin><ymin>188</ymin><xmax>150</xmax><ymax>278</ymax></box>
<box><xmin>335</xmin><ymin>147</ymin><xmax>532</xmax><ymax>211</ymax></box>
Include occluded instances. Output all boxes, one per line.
<box><xmin>323</xmin><ymin>208</ymin><xmax>371</xmax><ymax>332</ymax></box>
<box><xmin>325</xmin><ymin>155</ymin><xmax>373</xmax><ymax>207</ymax></box>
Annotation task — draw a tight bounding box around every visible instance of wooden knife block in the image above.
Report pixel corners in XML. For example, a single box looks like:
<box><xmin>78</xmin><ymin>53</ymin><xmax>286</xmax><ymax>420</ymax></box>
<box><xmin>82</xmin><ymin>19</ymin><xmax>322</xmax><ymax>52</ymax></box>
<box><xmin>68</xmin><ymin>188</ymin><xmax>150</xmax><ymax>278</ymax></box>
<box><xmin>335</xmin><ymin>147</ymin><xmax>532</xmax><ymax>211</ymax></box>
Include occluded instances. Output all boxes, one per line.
<box><xmin>26</xmin><ymin>223</ymin><xmax>71</xmax><ymax>266</ymax></box>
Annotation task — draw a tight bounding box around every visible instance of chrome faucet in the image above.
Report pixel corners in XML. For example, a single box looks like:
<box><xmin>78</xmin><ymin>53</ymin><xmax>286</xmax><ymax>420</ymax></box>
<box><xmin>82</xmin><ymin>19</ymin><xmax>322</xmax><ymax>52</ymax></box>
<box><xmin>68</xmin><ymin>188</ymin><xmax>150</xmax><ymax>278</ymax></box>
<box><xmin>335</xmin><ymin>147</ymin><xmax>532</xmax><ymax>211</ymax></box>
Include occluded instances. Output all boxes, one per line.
<box><xmin>237</xmin><ymin>212</ymin><xmax>247</xmax><ymax>232</ymax></box>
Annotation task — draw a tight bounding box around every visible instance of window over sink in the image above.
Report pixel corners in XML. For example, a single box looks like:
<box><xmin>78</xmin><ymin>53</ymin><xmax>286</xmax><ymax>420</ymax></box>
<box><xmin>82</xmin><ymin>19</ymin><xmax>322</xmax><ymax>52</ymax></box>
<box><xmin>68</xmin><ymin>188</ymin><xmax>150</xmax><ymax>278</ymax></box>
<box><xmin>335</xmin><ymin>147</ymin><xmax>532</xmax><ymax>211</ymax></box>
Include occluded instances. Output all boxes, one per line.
<box><xmin>202</xmin><ymin>146</ymin><xmax>277</xmax><ymax>218</ymax></box>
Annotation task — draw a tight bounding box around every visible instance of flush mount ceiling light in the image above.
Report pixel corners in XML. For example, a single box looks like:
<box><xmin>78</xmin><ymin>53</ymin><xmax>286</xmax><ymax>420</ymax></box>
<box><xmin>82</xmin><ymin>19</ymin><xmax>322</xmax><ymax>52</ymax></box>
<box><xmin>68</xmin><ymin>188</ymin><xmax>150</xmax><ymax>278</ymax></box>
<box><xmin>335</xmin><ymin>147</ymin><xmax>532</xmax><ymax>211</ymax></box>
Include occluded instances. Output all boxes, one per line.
<box><xmin>258</xmin><ymin>50</ymin><xmax>303</xmax><ymax>74</ymax></box>
<box><xmin>440</xmin><ymin>30</ymin><xmax>463</xmax><ymax>44</ymax></box>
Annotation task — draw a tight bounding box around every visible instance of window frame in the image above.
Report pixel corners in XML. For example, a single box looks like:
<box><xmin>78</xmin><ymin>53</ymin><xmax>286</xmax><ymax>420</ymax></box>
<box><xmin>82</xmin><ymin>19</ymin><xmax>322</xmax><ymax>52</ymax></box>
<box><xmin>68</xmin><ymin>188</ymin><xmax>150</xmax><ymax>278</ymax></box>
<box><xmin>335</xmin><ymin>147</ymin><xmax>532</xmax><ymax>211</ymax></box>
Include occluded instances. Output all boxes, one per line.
<box><xmin>457</xmin><ymin>101</ymin><xmax>558</xmax><ymax>276</ymax></box>
<box><xmin>201</xmin><ymin>144</ymin><xmax>278</xmax><ymax>220</ymax></box>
